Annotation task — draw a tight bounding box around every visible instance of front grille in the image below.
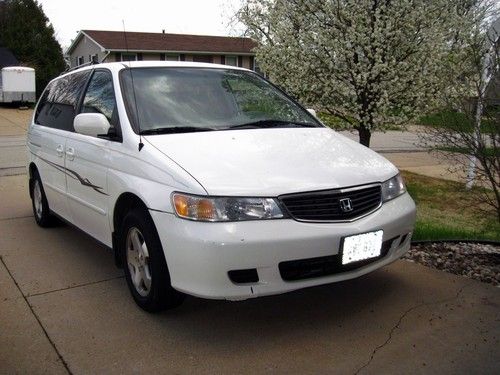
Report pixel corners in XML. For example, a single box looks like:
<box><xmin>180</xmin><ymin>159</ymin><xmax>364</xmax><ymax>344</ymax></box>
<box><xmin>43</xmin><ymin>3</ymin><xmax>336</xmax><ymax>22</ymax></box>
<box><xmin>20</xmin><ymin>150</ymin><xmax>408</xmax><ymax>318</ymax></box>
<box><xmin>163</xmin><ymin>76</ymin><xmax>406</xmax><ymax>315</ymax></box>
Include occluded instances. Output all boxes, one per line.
<box><xmin>279</xmin><ymin>184</ymin><xmax>382</xmax><ymax>222</ymax></box>
<box><xmin>279</xmin><ymin>236</ymin><xmax>397</xmax><ymax>281</ymax></box>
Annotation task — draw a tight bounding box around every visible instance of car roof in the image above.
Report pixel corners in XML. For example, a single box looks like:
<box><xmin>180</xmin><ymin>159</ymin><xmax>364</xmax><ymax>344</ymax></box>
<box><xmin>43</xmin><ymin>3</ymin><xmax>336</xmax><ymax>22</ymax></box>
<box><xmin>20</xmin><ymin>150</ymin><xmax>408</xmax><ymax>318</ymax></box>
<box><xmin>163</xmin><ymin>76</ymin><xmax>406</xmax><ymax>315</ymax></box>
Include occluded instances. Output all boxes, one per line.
<box><xmin>57</xmin><ymin>61</ymin><xmax>250</xmax><ymax>80</ymax></box>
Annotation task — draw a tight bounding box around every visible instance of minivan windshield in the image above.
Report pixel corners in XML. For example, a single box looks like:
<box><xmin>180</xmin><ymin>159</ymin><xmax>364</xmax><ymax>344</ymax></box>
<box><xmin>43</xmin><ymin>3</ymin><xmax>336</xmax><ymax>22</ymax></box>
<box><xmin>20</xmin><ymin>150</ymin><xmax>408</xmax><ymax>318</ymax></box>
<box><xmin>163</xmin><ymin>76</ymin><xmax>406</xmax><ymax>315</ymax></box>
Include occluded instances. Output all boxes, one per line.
<box><xmin>120</xmin><ymin>68</ymin><xmax>322</xmax><ymax>134</ymax></box>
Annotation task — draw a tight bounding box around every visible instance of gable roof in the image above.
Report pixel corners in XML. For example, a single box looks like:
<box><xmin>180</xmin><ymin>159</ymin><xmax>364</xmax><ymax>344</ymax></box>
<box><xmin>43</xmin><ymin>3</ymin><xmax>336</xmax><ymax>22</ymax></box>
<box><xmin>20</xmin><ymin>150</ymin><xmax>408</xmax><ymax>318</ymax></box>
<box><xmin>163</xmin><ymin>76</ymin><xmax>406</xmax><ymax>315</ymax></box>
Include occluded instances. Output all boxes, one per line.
<box><xmin>69</xmin><ymin>30</ymin><xmax>257</xmax><ymax>55</ymax></box>
<box><xmin>0</xmin><ymin>46</ymin><xmax>19</xmax><ymax>69</ymax></box>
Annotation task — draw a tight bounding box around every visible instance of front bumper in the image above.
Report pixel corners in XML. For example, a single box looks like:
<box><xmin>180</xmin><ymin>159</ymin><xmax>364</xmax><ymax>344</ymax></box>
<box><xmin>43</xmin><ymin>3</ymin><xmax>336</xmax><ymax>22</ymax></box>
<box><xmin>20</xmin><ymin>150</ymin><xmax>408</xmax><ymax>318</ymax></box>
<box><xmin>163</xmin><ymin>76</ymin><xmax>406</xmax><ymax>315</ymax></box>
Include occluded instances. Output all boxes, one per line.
<box><xmin>150</xmin><ymin>193</ymin><xmax>416</xmax><ymax>300</ymax></box>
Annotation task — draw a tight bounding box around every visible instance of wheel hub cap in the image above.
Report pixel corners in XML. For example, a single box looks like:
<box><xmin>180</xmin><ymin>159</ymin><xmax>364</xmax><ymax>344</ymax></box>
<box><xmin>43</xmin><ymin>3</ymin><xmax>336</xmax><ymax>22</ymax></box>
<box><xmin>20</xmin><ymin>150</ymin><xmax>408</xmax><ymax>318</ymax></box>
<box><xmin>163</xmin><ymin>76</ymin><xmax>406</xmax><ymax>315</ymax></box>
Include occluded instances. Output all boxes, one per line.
<box><xmin>126</xmin><ymin>227</ymin><xmax>151</xmax><ymax>297</ymax></box>
<box><xmin>33</xmin><ymin>181</ymin><xmax>43</xmax><ymax>219</ymax></box>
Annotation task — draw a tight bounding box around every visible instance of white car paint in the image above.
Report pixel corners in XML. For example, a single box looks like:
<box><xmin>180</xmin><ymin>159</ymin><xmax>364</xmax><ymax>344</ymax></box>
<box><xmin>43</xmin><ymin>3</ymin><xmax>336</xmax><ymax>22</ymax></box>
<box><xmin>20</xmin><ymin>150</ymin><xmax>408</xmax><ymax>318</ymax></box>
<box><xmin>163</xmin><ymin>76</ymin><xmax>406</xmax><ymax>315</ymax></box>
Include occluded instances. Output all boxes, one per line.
<box><xmin>145</xmin><ymin>128</ymin><xmax>399</xmax><ymax>196</ymax></box>
<box><xmin>27</xmin><ymin>61</ymin><xmax>416</xmax><ymax>301</ymax></box>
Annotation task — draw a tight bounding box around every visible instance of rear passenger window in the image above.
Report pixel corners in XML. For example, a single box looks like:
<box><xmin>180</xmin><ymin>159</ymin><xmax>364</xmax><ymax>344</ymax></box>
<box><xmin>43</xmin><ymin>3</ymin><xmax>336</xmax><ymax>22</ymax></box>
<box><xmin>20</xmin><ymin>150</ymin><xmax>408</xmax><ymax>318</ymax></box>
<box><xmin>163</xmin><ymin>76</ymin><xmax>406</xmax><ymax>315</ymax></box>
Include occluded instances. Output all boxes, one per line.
<box><xmin>82</xmin><ymin>70</ymin><xmax>119</xmax><ymax>127</ymax></box>
<box><xmin>34</xmin><ymin>84</ymin><xmax>52</xmax><ymax>124</ymax></box>
<box><xmin>35</xmin><ymin>71</ymin><xmax>90</xmax><ymax>131</ymax></box>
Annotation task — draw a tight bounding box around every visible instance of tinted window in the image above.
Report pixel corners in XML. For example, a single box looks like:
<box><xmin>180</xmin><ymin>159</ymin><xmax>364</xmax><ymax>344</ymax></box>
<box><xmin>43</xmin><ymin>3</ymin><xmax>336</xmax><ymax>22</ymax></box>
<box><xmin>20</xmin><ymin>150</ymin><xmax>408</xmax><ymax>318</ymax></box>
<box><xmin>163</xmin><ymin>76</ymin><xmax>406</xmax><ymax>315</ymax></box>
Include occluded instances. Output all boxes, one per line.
<box><xmin>82</xmin><ymin>70</ymin><xmax>119</xmax><ymax>127</ymax></box>
<box><xmin>34</xmin><ymin>84</ymin><xmax>52</xmax><ymax>124</ymax></box>
<box><xmin>35</xmin><ymin>71</ymin><xmax>90</xmax><ymax>131</ymax></box>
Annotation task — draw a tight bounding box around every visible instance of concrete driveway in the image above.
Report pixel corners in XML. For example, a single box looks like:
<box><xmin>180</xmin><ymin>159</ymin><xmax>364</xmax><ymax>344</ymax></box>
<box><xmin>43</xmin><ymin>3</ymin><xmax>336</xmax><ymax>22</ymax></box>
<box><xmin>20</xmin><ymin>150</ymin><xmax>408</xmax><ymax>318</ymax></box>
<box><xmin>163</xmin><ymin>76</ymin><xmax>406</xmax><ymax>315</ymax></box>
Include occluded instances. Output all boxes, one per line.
<box><xmin>1</xmin><ymin>173</ymin><xmax>499</xmax><ymax>374</ymax></box>
<box><xmin>0</xmin><ymin>107</ymin><xmax>499</xmax><ymax>374</ymax></box>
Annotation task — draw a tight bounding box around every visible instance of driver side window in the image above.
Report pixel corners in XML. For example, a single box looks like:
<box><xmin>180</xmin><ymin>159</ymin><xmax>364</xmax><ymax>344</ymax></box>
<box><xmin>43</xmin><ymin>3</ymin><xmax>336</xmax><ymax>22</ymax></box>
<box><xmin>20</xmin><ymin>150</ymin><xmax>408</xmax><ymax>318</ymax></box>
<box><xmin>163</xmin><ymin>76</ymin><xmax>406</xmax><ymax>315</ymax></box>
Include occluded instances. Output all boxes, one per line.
<box><xmin>82</xmin><ymin>70</ymin><xmax>119</xmax><ymax>128</ymax></box>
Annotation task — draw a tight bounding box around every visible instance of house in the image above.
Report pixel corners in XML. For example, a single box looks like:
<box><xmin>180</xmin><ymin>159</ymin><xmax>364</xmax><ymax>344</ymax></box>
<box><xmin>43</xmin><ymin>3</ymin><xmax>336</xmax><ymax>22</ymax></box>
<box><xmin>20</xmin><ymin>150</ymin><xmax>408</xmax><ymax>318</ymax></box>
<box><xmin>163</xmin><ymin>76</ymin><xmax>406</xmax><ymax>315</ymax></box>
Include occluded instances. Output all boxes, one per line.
<box><xmin>66</xmin><ymin>30</ymin><xmax>258</xmax><ymax>70</ymax></box>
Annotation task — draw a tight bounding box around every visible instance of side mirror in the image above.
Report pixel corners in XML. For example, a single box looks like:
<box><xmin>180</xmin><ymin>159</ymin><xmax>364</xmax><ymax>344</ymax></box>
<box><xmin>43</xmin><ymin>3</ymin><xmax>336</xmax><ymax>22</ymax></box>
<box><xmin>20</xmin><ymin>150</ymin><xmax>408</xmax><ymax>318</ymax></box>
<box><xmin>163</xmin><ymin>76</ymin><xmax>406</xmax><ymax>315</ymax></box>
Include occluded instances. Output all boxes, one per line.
<box><xmin>307</xmin><ymin>108</ymin><xmax>317</xmax><ymax>117</ymax></box>
<box><xmin>74</xmin><ymin>113</ymin><xmax>111</xmax><ymax>138</ymax></box>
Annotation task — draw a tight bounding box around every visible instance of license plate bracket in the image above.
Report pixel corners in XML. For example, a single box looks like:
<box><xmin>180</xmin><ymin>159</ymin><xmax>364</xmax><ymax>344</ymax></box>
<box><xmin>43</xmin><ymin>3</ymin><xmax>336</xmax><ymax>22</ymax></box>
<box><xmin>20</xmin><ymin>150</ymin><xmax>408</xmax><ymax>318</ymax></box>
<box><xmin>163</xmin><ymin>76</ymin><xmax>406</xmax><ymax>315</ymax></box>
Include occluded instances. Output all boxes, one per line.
<box><xmin>341</xmin><ymin>230</ymin><xmax>383</xmax><ymax>265</ymax></box>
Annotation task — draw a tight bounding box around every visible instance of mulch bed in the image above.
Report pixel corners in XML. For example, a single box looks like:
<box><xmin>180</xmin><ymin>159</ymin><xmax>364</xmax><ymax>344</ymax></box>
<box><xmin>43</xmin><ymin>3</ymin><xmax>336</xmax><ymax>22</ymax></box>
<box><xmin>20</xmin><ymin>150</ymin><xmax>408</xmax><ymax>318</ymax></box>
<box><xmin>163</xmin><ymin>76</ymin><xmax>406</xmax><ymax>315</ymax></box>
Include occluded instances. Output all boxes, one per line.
<box><xmin>403</xmin><ymin>242</ymin><xmax>500</xmax><ymax>286</ymax></box>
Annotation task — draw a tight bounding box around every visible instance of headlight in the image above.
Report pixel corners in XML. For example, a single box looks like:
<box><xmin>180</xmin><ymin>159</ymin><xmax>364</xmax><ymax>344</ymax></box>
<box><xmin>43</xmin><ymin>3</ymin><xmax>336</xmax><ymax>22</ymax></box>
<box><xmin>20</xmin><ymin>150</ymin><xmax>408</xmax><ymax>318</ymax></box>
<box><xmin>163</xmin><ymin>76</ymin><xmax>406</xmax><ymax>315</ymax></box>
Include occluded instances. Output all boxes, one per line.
<box><xmin>172</xmin><ymin>193</ymin><xmax>286</xmax><ymax>222</ymax></box>
<box><xmin>381</xmin><ymin>174</ymin><xmax>406</xmax><ymax>202</ymax></box>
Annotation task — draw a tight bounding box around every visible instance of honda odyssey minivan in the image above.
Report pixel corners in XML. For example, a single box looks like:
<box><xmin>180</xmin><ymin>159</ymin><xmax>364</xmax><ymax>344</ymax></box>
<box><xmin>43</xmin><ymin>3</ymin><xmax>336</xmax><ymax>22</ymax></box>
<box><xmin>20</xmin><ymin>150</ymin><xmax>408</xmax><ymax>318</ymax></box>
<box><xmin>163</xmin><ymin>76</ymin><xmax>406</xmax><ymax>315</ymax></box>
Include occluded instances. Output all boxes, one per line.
<box><xmin>27</xmin><ymin>61</ymin><xmax>416</xmax><ymax>312</ymax></box>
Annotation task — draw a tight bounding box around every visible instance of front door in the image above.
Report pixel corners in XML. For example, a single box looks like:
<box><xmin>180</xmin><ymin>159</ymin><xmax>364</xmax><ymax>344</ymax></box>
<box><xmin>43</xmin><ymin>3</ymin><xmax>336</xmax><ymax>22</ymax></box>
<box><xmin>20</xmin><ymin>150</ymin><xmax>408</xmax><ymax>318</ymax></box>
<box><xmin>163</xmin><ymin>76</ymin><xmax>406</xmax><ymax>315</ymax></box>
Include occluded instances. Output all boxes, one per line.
<box><xmin>65</xmin><ymin>69</ymin><xmax>120</xmax><ymax>246</ymax></box>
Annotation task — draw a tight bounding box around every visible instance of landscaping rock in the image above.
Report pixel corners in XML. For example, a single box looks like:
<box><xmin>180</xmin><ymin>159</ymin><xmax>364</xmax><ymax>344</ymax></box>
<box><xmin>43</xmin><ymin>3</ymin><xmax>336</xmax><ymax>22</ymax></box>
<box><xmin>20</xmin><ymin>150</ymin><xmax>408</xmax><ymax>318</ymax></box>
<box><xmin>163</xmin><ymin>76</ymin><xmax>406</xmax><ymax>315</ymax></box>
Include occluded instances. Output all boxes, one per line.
<box><xmin>403</xmin><ymin>242</ymin><xmax>500</xmax><ymax>286</ymax></box>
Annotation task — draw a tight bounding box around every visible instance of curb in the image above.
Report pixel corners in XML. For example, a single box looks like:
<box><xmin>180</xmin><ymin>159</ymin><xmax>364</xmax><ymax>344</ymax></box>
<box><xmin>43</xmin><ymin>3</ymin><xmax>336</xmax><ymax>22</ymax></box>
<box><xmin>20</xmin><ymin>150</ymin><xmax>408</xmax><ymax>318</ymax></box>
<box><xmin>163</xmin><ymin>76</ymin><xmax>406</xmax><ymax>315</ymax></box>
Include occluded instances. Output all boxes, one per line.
<box><xmin>376</xmin><ymin>149</ymin><xmax>427</xmax><ymax>154</ymax></box>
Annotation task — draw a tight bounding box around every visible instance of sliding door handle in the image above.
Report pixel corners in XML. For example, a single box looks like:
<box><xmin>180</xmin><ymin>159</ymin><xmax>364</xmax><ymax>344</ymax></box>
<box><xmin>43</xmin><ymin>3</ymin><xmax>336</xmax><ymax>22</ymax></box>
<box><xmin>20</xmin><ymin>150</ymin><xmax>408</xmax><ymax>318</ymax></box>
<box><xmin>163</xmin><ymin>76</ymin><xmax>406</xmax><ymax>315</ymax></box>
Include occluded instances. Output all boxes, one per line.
<box><xmin>66</xmin><ymin>147</ymin><xmax>75</xmax><ymax>161</ymax></box>
<box><xmin>56</xmin><ymin>144</ymin><xmax>64</xmax><ymax>157</ymax></box>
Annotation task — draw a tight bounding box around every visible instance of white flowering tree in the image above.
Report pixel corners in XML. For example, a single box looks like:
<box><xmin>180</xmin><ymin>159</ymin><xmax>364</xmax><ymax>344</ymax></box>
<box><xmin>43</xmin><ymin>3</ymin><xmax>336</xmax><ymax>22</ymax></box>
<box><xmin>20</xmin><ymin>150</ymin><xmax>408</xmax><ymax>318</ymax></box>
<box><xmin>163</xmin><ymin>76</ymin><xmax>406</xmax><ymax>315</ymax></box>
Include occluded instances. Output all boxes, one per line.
<box><xmin>236</xmin><ymin>0</ymin><xmax>479</xmax><ymax>147</ymax></box>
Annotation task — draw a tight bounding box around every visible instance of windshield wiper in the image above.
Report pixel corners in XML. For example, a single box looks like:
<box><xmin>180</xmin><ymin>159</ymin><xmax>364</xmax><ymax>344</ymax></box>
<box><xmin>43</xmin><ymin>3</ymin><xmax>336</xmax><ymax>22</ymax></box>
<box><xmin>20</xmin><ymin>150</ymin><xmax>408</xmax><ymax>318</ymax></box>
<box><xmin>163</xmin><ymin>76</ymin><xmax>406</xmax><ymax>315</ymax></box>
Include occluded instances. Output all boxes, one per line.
<box><xmin>139</xmin><ymin>126</ymin><xmax>217</xmax><ymax>135</ymax></box>
<box><xmin>226</xmin><ymin>119</ymin><xmax>319</xmax><ymax>130</ymax></box>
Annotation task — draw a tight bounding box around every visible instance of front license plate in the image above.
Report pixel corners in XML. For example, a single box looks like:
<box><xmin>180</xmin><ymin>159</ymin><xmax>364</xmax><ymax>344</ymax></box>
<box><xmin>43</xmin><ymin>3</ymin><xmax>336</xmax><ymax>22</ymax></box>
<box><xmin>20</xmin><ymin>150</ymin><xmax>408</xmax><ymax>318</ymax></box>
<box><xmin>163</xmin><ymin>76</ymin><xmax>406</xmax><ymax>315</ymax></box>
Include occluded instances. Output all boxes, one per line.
<box><xmin>341</xmin><ymin>230</ymin><xmax>383</xmax><ymax>265</ymax></box>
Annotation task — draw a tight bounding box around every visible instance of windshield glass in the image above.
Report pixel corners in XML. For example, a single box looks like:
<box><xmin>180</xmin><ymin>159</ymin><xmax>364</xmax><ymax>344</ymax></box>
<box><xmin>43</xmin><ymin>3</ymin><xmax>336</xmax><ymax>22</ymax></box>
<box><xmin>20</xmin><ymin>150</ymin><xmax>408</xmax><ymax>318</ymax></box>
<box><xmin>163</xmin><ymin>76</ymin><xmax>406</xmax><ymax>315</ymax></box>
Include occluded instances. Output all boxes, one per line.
<box><xmin>120</xmin><ymin>67</ymin><xmax>321</xmax><ymax>133</ymax></box>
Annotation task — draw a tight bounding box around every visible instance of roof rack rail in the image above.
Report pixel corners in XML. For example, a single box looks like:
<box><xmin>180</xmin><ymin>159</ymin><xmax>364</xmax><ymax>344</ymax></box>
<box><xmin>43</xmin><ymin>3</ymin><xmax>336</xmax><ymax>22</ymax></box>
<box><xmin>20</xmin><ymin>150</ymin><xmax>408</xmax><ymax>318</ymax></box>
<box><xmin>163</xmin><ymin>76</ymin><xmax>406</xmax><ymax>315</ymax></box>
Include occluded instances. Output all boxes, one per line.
<box><xmin>63</xmin><ymin>60</ymin><xmax>100</xmax><ymax>74</ymax></box>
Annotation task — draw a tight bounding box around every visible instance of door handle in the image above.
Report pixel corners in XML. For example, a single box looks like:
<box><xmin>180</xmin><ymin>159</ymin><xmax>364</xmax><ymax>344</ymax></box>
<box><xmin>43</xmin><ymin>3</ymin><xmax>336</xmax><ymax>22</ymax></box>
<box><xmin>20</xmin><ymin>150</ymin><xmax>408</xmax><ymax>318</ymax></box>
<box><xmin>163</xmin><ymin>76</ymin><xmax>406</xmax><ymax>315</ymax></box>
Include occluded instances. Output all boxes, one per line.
<box><xmin>56</xmin><ymin>144</ymin><xmax>64</xmax><ymax>157</ymax></box>
<box><xmin>66</xmin><ymin>147</ymin><xmax>75</xmax><ymax>161</ymax></box>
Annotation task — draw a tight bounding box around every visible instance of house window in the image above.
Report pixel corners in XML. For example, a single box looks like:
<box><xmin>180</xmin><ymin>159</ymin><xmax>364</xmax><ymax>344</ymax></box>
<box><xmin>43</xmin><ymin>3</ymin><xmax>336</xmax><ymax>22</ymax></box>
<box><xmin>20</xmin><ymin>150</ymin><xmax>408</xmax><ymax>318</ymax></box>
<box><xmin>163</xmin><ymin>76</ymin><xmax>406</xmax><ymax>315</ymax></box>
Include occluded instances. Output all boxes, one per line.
<box><xmin>121</xmin><ymin>53</ymin><xmax>137</xmax><ymax>62</ymax></box>
<box><xmin>193</xmin><ymin>55</ymin><xmax>213</xmax><ymax>63</ymax></box>
<box><xmin>165</xmin><ymin>54</ymin><xmax>179</xmax><ymax>61</ymax></box>
<box><xmin>225</xmin><ymin>56</ymin><xmax>237</xmax><ymax>66</ymax></box>
<box><xmin>90</xmin><ymin>54</ymin><xmax>98</xmax><ymax>63</ymax></box>
<box><xmin>77</xmin><ymin>56</ymin><xmax>84</xmax><ymax>66</ymax></box>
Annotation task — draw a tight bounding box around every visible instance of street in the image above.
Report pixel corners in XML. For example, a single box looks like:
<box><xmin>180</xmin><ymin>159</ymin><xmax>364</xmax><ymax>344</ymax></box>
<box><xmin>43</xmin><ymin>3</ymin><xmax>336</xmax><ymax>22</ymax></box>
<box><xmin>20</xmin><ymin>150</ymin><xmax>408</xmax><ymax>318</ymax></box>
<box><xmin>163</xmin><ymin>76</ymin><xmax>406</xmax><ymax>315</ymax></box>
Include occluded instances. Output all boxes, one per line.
<box><xmin>0</xmin><ymin>108</ymin><xmax>464</xmax><ymax>183</ymax></box>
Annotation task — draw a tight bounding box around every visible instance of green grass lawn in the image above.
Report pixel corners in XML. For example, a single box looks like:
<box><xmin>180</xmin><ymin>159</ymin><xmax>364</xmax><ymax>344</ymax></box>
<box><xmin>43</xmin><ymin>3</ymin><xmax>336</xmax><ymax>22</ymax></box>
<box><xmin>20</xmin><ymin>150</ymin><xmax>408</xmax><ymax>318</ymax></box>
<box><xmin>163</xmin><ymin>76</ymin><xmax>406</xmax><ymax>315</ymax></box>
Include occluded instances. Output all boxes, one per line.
<box><xmin>402</xmin><ymin>171</ymin><xmax>500</xmax><ymax>241</ymax></box>
<box><xmin>435</xmin><ymin>146</ymin><xmax>499</xmax><ymax>157</ymax></box>
<box><xmin>317</xmin><ymin>112</ymin><xmax>352</xmax><ymax>130</ymax></box>
<box><xmin>418</xmin><ymin>110</ymin><xmax>497</xmax><ymax>134</ymax></box>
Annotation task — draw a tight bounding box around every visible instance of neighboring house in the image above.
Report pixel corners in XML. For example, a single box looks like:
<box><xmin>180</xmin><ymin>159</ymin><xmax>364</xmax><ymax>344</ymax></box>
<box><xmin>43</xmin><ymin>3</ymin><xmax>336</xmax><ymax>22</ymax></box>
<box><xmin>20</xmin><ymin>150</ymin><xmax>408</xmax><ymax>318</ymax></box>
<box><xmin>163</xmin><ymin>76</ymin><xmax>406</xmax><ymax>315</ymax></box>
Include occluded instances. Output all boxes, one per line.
<box><xmin>66</xmin><ymin>30</ymin><xmax>258</xmax><ymax>70</ymax></box>
<box><xmin>0</xmin><ymin>45</ymin><xmax>19</xmax><ymax>69</ymax></box>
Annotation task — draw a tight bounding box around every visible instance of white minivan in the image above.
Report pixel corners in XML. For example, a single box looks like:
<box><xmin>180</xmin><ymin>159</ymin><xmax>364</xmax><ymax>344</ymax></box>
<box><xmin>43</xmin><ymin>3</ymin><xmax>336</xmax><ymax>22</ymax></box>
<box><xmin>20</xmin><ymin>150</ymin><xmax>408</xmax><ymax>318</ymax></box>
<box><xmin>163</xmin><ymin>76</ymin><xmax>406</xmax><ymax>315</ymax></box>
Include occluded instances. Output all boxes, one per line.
<box><xmin>27</xmin><ymin>61</ymin><xmax>416</xmax><ymax>312</ymax></box>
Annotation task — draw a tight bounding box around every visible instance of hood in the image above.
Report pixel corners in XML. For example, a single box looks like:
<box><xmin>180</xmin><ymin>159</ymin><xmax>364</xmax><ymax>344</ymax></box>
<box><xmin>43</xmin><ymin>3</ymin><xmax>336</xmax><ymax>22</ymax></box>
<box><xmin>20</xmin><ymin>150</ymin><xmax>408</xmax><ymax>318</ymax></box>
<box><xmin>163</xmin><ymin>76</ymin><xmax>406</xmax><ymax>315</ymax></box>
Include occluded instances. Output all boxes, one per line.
<box><xmin>145</xmin><ymin>128</ymin><xmax>398</xmax><ymax>196</ymax></box>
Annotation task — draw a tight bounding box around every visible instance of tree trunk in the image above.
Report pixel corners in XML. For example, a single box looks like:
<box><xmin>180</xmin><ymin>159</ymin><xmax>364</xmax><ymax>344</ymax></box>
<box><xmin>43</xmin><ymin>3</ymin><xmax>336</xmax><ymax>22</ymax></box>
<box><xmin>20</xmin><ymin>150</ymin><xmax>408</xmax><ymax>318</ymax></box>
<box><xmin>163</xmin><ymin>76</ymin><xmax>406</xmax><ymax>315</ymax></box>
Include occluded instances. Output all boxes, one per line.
<box><xmin>358</xmin><ymin>126</ymin><xmax>371</xmax><ymax>147</ymax></box>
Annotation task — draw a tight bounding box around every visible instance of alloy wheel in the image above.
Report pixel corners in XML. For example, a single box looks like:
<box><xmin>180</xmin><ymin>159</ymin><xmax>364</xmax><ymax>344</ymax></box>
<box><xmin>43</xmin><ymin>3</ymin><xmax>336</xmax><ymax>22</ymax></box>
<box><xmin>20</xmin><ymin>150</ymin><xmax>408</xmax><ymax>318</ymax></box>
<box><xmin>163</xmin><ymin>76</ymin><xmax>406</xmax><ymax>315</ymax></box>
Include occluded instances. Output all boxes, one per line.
<box><xmin>126</xmin><ymin>227</ymin><xmax>152</xmax><ymax>297</ymax></box>
<box><xmin>33</xmin><ymin>180</ymin><xmax>43</xmax><ymax>220</ymax></box>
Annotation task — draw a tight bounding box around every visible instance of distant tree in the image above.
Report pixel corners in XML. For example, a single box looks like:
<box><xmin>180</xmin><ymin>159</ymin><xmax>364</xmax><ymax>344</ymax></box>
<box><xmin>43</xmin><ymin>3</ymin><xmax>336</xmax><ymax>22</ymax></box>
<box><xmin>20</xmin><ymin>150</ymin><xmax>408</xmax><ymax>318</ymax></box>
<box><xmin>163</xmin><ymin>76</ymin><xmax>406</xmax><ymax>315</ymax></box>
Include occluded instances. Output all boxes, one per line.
<box><xmin>236</xmin><ymin>0</ymin><xmax>487</xmax><ymax>147</ymax></box>
<box><xmin>0</xmin><ymin>0</ymin><xmax>66</xmax><ymax>96</ymax></box>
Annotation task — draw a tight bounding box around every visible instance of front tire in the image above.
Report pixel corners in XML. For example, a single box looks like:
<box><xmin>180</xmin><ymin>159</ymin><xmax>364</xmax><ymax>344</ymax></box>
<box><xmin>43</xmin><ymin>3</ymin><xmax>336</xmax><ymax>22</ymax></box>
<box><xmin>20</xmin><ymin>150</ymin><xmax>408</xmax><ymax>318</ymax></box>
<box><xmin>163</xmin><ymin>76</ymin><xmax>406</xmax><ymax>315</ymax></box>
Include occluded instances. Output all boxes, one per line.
<box><xmin>120</xmin><ymin>208</ymin><xmax>184</xmax><ymax>312</ymax></box>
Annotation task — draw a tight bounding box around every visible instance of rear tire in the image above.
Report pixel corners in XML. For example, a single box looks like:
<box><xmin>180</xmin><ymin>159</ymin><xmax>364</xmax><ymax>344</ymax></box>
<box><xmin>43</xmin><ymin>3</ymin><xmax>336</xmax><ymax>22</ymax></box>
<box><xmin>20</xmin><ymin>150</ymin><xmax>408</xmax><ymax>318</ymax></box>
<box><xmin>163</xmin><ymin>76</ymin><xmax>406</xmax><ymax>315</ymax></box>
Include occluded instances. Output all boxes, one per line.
<box><xmin>30</xmin><ymin>171</ymin><xmax>56</xmax><ymax>227</ymax></box>
<box><xmin>120</xmin><ymin>208</ymin><xmax>184</xmax><ymax>312</ymax></box>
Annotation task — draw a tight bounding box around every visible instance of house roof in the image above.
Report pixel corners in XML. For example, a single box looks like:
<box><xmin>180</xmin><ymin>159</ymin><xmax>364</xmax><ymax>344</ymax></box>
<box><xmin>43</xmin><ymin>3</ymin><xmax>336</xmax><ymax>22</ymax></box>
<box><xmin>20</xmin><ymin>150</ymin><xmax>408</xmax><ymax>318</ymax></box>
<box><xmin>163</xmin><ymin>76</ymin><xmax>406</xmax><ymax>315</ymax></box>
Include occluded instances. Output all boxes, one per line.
<box><xmin>0</xmin><ymin>46</ymin><xmax>19</xmax><ymax>69</ymax></box>
<box><xmin>71</xmin><ymin>30</ymin><xmax>257</xmax><ymax>55</ymax></box>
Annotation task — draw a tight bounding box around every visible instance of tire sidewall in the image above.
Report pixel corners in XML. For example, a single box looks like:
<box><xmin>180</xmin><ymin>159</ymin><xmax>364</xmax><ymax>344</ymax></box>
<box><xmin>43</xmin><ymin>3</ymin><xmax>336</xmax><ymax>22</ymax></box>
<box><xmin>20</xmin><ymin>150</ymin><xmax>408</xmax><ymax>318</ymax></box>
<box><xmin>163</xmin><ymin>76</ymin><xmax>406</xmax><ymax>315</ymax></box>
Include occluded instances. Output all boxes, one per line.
<box><xmin>31</xmin><ymin>171</ymin><xmax>53</xmax><ymax>227</ymax></box>
<box><xmin>120</xmin><ymin>209</ymin><xmax>182</xmax><ymax>312</ymax></box>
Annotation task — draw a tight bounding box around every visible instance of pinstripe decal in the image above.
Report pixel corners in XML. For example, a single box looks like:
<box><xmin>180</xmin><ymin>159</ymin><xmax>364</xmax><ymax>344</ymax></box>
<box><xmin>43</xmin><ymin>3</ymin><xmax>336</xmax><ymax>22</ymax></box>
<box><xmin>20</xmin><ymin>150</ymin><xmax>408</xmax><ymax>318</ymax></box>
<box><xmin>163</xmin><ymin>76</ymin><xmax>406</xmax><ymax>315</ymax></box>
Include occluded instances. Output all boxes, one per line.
<box><xmin>34</xmin><ymin>153</ymin><xmax>109</xmax><ymax>196</ymax></box>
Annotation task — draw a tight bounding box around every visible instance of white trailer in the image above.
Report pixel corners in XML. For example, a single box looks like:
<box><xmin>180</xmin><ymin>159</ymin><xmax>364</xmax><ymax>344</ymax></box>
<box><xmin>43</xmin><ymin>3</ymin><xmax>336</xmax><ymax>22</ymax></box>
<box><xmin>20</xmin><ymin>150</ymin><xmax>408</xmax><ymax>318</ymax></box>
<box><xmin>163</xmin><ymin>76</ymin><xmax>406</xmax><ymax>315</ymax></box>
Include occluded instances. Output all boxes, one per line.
<box><xmin>0</xmin><ymin>66</ymin><xmax>36</xmax><ymax>103</ymax></box>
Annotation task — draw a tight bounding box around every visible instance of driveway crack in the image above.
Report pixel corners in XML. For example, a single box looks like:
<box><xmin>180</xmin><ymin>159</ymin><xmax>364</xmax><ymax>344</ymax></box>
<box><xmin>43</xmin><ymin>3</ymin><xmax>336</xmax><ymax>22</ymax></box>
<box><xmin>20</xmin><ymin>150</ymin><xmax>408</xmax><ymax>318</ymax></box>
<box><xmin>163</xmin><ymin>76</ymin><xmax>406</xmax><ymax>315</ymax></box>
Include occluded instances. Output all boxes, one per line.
<box><xmin>0</xmin><ymin>256</ymin><xmax>73</xmax><ymax>375</ymax></box>
<box><xmin>26</xmin><ymin>275</ymin><xmax>125</xmax><ymax>298</ymax></box>
<box><xmin>354</xmin><ymin>284</ymin><xmax>471</xmax><ymax>375</ymax></box>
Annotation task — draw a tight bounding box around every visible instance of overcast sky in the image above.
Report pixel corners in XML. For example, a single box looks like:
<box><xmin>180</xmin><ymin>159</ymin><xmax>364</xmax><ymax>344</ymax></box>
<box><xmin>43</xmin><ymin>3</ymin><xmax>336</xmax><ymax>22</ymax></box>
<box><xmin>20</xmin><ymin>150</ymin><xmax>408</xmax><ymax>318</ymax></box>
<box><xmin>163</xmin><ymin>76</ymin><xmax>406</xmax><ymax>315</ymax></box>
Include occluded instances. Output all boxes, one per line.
<box><xmin>37</xmin><ymin>0</ymin><xmax>245</xmax><ymax>50</ymax></box>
